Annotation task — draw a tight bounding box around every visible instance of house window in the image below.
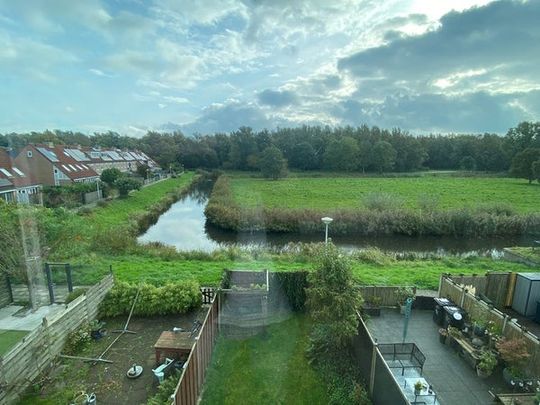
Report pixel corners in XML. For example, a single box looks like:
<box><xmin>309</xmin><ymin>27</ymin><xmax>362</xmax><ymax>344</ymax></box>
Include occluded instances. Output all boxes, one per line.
<box><xmin>27</xmin><ymin>151</ymin><xmax>33</xmax><ymax>158</ymax></box>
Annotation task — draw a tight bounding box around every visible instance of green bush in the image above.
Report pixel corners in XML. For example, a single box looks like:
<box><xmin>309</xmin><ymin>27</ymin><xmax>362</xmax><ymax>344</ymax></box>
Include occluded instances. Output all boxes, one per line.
<box><xmin>146</xmin><ymin>372</ymin><xmax>180</xmax><ymax>405</ymax></box>
<box><xmin>63</xmin><ymin>323</ymin><xmax>91</xmax><ymax>355</ymax></box>
<box><xmin>64</xmin><ymin>288</ymin><xmax>87</xmax><ymax>304</ymax></box>
<box><xmin>363</xmin><ymin>192</ymin><xmax>404</xmax><ymax>211</ymax></box>
<box><xmin>99</xmin><ymin>280</ymin><xmax>202</xmax><ymax>318</ymax></box>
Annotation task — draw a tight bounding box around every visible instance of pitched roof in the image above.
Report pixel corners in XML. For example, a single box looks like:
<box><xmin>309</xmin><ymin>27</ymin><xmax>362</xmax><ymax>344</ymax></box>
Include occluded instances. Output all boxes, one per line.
<box><xmin>0</xmin><ymin>148</ymin><xmax>38</xmax><ymax>188</ymax></box>
<box><xmin>32</xmin><ymin>144</ymin><xmax>99</xmax><ymax>181</ymax></box>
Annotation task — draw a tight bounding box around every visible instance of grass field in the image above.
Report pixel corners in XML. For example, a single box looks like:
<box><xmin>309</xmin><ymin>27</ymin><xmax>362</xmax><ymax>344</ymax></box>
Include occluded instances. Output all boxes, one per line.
<box><xmin>200</xmin><ymin>315</ymin><xmax>329</xmax><ymax>405</ymax></box>
<box><xmin>70</xmin><ymin>252</ymin><xmax>533</xmax><ymax>290</ymax></box>
<box><xmin>230</xmin><ymin>176</ymin><xmax>539</xmax><ymax>213</ymax></box>
<box><xmin>0</xmin><ymin>330</ymin><xmax>28</xmax><ymax>356</ymax></box>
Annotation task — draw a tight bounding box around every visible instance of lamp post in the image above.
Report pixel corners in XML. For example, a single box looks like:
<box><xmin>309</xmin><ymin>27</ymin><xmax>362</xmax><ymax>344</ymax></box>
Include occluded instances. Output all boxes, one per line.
<box><xmin>321</xmin><ymin>217</ymin><xmax>333</xmax><ymax>244</ymax></box>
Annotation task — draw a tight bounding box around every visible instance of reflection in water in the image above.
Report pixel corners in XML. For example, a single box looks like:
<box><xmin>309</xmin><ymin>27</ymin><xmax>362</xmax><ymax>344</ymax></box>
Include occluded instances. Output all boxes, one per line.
<box><xmin>138</xmin><ymin>183</ymin><xmax>536</xmax><ymax>254</ymax></box>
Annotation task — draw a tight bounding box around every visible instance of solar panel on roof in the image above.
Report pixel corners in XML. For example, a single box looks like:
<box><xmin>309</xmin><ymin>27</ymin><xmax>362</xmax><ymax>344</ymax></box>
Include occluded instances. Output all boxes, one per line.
<box><xmin>65</xmin><ymin>149</ymin><xmax>91</xmax><ymax>162</ymax></box>
<box><xmin>37</xmin><ymin>147</ymin><xmax>60</xmax><ymax>162</ymax></box>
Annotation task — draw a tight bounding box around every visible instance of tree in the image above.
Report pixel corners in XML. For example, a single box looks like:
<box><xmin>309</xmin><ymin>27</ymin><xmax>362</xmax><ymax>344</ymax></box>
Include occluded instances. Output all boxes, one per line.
<box><xmin>505</xmin><ymin>121</ymin><xmax>540</xmax><ymax>158</ymax></box>
<box><xmin>290</xmin><ymin>142</ymin><xmax>317</xmax><ymax>170</ymax></box>
<box><xmin>509</xmin><ymin>148</ymin><xmax>540</xmax><ymax>184</ymax></box>
<box><xmin>258</xmin><ymin>146</ymin><xmax>288</xmax><ymax>179</ymax></box>
<box><xmin>306</xmin><ymin>243</ymin><xmax>362</xmax><ymax>358</ymax></box>
<box><xmin>137</xmin><ymin>163</ymin><xmax>150</xmax><ymax>179</ymax></box>
<box><xmin>460</xmin><ymin>156</ymin><xmax>476</xmax><ymax>171</ymax></box>
<box><xmin>114</xmin><ymin>178</ymin><xmax>142</xmax><ymax>197</ymax></box>
<box><xmin>532</xmin><ymin>160</ymin><xmax>540</xmax><ymax>183</ymax></box>
<box><xmin>100</xmin><ymin>168</ymin><xmax>122</xmax><ymax>185</ymax></box>
<box><xmin>371</xmin><ymin>141</ymin><xmax>396</xmax><ymax>173</ymax></box>
<box><xmin>323</xmin><ymin>137</ymin><xmax>359</xmax><ymax>171</ymax></box>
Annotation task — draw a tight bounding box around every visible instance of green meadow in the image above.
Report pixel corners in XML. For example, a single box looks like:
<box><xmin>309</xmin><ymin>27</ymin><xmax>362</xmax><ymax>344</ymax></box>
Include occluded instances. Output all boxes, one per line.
<box><xmin>230</xmin><ymin>176</ymin><xmax>539</xmax><ymax>213</ymax></box>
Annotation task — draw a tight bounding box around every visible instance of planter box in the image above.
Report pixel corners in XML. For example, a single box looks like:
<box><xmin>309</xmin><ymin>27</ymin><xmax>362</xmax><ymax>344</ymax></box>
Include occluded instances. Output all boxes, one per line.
<box><xmin>364</xmin><ymin>306</ymin><xmax>381</xmax><ymax>317</ymax></box>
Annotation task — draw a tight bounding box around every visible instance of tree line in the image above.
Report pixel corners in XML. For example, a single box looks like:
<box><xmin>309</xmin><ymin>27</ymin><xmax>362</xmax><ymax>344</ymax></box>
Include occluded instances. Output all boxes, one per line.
<box><xmin>2</xmin><ymin>122</ymin><xmax>539</xmax><ymax>180</ymax></box>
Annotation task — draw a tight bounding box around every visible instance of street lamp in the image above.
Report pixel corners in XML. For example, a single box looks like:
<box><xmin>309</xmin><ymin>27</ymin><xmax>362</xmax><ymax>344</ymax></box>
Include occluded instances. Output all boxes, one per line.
<box><xmin>321</xmin><ymin>217</ymin><xmax>333</xmax><ymax>244</ymax></box>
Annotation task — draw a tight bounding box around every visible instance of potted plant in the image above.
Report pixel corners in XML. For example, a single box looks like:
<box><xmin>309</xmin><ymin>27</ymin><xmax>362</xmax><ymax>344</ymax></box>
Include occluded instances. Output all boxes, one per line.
<box><xmin>496</xmin><ymin>338</ymin><xmax>530</xmax><ymax>385</ymax></box>
<box><xmin>438</xmin><ymin>328</ymin><xmax>448</xmax><ymax>344</ymax></box>
<box><xmin>414</xmin><ymin>380</ymin><xmax>424</xmax><ymax>395</ymax></box>
<box><xmin>476</xmin><ymin>350</ymin><xmax>497</xmax><ymax>378</ymax></box>
<box><xmin>447</xmin><ymin>326</ymin><xmax>461</xmax><ymax>350</ymax></box>
<box><xmin>396</xmin><ymin>287</ymin><xmax>415</xmax><ymax>314</ymax></box>
<box><xmin>364</xmin><ymin>296</ymin><xmax>382</xmax><ymax>317</ymax></box>
<box><xmin>89</xmin><ymin>320</ymin><xmax>107</xmax><ymax>340</ymax></box>
<box><xmin>472</xmin><ymin>317</ymin><xmax>487</xmax><ymax>337</ymax></box>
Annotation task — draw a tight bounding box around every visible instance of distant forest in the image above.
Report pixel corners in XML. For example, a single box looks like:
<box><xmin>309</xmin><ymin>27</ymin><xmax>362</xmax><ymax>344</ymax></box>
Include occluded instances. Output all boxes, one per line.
<box><xmin>1</xmin><ymin>121</ymin><xmax>539</xmax><ymax>175</ymax></box>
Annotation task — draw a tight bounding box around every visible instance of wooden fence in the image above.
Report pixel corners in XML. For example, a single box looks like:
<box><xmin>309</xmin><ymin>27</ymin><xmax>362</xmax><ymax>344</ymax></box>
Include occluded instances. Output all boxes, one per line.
<box><xmin>446</xmin><ymin>272</ymin><xmax>511</xmax><ymax>307</ymax></box>
<box><xmin>359</xmin><ymin>286</ymin><xmax>416</xmax><ymax>307</ymax></box>
<box><xmin>0</xmin><ymin>273</ymin><xmax>12</xmax><ymax>308</ymax></box>
<box><xmin>439</xmin><ymin>275</ymin><xmax>540</xmax><ymax>377</ymax></box>
<box><xmin>0</xmin><ymin>274</ymin><xmax>113</xmax><ymax>404</ymax></box>
<box><xmin>173</xmin><ymin>291</ymin><xmax>220</xmax><ymax>405</ymax></box>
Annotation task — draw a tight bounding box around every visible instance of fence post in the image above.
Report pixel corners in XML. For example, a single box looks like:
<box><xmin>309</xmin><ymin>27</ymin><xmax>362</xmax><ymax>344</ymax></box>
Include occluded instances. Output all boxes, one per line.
<box><xmin>66</xmin><ymin>264</ymin><xmax>73</xmax><ymax>293</ymax></box>
<box><xmin>437</xmin><ymin>274</ymin><xmax>443</xmax><ymax>297</ymax></box>
<box><xmin>6</xmin><ymin>275</ymin><xmax>13</xmax><ymax>303</ymax></box>
<box><xmin>44</xmin><ymin>263</ymin><xmax>55</xmax><ymax>304</ymax></box>
<box><xmin>369</xmin><ymin>343</ymin><xmax>378</xmax><ymax>396</ymax></box>
<box><xmin>460</xmin><ymin>286</ymin><xmax>466</xmax><ymax>308</ymax></box>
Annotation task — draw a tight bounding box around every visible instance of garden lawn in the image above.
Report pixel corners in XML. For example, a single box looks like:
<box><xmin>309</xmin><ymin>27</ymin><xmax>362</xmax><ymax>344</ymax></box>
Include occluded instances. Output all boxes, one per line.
<box><xmin>230</xmin><ymin>176</ymin><xmax>539</xmax><ymax>213</ymax></box>
<box><xmin>72</xmin><ymin>254</ymin><xmax>533</xmax><ymax>290</ymax></box>
<box><xmin>200</xmin><ymin>315</ymin><xmax>329</xmax><ymax>405</ymax></box>
<box><xmin>0</xmin><ymin>330</ymin><xmax>28</xmax><ymax>356</ymax></box>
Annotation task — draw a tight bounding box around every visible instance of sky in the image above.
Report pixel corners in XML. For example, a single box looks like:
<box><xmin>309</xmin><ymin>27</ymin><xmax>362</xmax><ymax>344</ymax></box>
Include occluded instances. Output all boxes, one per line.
<box><xmin>0</xmin><ymin>0</ymin><xmax>538</xmax><ymax>136</ymax></box>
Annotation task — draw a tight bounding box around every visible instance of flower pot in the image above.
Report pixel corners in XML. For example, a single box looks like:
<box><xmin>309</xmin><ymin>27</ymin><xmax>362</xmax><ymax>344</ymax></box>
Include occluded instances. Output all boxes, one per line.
<box><xmin>400</xmin><ymin>305</ymin><xmax>406</xmax><ymax>314</ymax></box>
<box><xmin>473</xmin><ymin>325</ymin><xmax>486</xmax><ymax>337</ymax></box>
<box><xmin>439</xmin><ymin>333</ymin><xmax>447</xmax><ymax>344</ymax></box>
<box><xmin>414</xmin><ymin>388</ymin><xmax>421</xmax><ymax>396</ymax></box>
<box><xmin>476</xmin><ymin>367</ymin><xmax>490</xmax><ymax>379</ymax></box>
<box><xmin>502</xmin><ymin>367</ymin><xmax>522</xmax><ymax>386</ymax></box>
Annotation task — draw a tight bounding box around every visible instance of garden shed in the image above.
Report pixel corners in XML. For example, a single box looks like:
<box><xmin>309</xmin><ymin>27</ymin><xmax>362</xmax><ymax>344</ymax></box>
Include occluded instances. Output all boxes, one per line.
<box><xmin>511</xmin><ymin>272</ymin><xmax>540</xmax><ymax>318</ymax></box>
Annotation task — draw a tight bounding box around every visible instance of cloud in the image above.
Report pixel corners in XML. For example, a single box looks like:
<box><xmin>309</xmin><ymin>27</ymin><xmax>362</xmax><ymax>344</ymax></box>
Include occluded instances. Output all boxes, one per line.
<box><xmin>181</xmin><ymin>100</ymin><xmax>274</xmax><ymax>134</ymax></box>
<box><xmin>338</xmin><ymin>0</ymin><xmax>540</xmax><ymax>92</ymax></box>
<box><xmin>258</xmin><ymin>89</ymin><xmax>298</xmax><ymax>107</ymax></box>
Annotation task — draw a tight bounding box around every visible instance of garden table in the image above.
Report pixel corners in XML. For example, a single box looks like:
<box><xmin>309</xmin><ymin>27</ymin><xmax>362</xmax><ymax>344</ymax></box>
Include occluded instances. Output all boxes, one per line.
<box><xmin>154</xmin><ymin>331</ymin><xmax>194</xmax><ymax>364</ymax></box>
<box><xmin>404</xmin><ymin>377</ymin><xmax>437</xmax><ymax>404</ymax></box>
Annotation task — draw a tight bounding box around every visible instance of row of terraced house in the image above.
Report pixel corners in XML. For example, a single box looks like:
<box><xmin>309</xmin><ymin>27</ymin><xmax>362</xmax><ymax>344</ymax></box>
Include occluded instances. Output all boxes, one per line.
<box><xmin>0</xmin><ymin>143</ymin><xmax>159</xmax><ymax>204</ymax></box>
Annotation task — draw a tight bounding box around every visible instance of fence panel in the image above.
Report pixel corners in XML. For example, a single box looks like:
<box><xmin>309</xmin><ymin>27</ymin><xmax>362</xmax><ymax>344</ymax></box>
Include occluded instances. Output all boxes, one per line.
<box><xmin>173</xmin><ymin>293</ymin><xmax>219</xmax><ymax>405</ymax></box>
<box><xmin>359</xmin><ymin>286</ymin><xmax>417</xmax><ymax>307</ymax></box>
<box><xmin>439</xmin><ymin>276</ymin><xmax>540</xmax><ymax>377</ymax></box>
<box><xmin>0</xmin><ymin>274</ymin><xmax>113</xmax><ymax>404</ymax></box>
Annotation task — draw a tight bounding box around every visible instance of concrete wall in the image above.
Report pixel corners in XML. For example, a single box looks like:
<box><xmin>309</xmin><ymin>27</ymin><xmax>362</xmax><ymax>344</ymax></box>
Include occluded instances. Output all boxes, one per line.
<box><xmin>0</xmin><ymin>274</ymin><xmax>113</xmax><ymax>404</ymax></box>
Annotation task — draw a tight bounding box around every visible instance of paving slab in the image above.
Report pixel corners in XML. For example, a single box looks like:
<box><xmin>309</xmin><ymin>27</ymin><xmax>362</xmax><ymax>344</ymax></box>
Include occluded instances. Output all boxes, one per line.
<box><xmin>0</xmin><ymin>304</ymin><xmax>64</xmax><ymax>331</ymax></box>
<box><xmin>367</xmin><ymin>308</ymin><xmax>508</xmax><ymax>405</ymax></box>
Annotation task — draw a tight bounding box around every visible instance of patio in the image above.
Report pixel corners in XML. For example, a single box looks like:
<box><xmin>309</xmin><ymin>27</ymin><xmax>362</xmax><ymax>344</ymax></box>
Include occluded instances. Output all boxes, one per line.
<box><xmin>367</xmin><ymin>308</ymin><xmax>507</xmax><ymax>405</ymax></box>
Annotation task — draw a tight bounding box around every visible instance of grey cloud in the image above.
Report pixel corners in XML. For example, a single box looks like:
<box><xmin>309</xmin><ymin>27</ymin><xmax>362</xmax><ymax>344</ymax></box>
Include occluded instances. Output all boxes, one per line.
<box><xmin>182</xmin><ymin>101</ymin><xmax>274</xmax><ymax>134</ymax></box>
<box><xmin>337</xmin><ymin>90</ymin><xmax>529</xmax><ymax>133</ymax></box>
<box><xmin>338</xmin><ymin>0</ymin><xmax>540</xmax><ymax>83</ymax></box>
<box><xmin>258</xmin><ymin>89</ymin><xmax>299</xmax><ymax>107</ymax></box>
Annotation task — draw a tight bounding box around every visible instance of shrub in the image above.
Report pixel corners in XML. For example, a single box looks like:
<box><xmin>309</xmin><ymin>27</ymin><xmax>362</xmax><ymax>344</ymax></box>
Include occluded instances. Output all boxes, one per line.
<box><xmin>99</xmin><ymin>280</ymin><xmax>202</xmax><ymax>318</ymax></box>
<box><xmin>65</xmin><ymin>288</ymin><xmax>87</xmax><ymax>304</ymax></box>
<box><xmin>64</xmin><ymin>323</ymin><xmax>91</xmax><ymax>355</ymax></box>
<box><xmin>146</xmin><ymin>372</ymin><xmax>180</xmax><ymax>405</ymax></box>
<box><xmin>114</xmin><ymin>177</ymin><xmax>142</xmax><ymax>197</ymax></box>
<box><xmin>363</xmin><ymin>192</ymin><xmax>403</xmax><ymax>211</ymax></box>
<box><xmin>306</xmin><ymin>243</ymin><xmax>362</xmax><ymax>359</ymax></box>
<box><xmin>496</xmin><ymin>337</ymin><xmax>530</xmax><ymax>374</ymax></box>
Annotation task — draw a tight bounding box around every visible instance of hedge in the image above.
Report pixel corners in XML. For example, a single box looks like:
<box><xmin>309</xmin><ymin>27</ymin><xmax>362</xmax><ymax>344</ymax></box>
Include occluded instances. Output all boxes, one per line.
<box><xmin>99</xmin><ymin>280</ymin><xmax>202</xmax><ymax>317</ymax></box>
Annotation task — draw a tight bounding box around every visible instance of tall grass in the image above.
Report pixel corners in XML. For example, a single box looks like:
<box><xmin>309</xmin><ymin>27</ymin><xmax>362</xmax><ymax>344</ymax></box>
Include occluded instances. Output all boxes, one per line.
<box><xmin>205</xmin><ymin>176</ymin><xmax>540</xmax><ymax>237</ymax></box>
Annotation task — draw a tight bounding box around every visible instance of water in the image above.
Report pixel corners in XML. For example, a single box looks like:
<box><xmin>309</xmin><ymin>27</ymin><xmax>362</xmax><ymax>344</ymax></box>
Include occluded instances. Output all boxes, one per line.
<box><xmin>138</xmin><ymin>182</ymin><xmax>536</xmax><ymax>254</ymax></box>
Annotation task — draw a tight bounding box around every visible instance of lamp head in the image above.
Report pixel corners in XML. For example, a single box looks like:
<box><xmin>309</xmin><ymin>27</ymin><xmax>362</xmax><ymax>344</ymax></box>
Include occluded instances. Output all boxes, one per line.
<box><xmin>321</xmin><ymin>217</ymin><xmax>333</xmax><ymax>225</ymax></box>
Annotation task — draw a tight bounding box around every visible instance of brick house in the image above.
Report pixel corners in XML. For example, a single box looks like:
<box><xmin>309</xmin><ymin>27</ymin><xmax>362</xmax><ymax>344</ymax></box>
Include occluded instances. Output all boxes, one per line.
<box><xmin>0</xmin><ymin>148</ymin><xmax>42</xmax><ymax>204</ymax></box>
<box><xmin>14</xmin><ymin>144</ymin><xmax>100</xmax><ymax>186</ymax></box>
